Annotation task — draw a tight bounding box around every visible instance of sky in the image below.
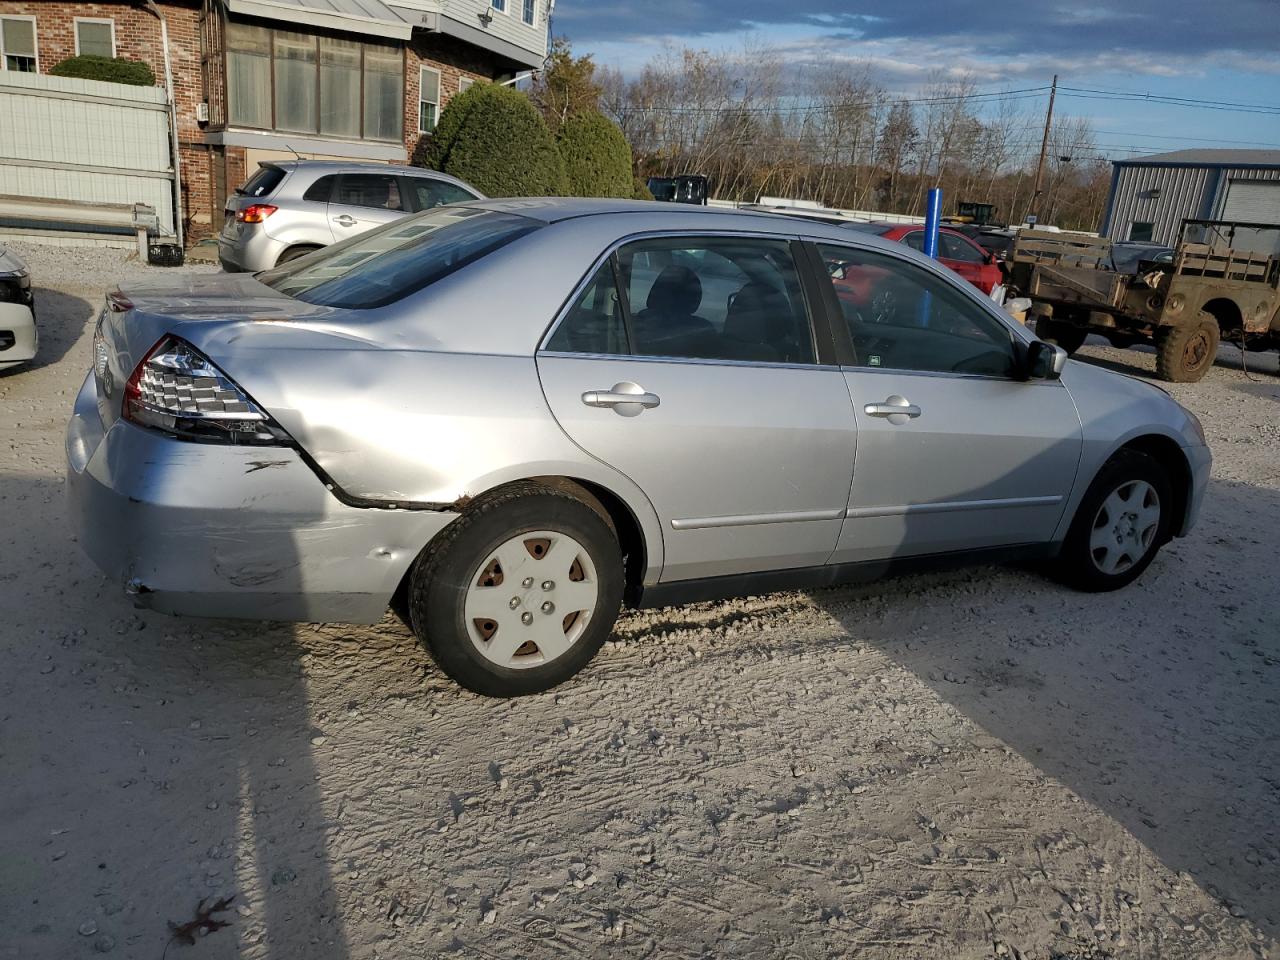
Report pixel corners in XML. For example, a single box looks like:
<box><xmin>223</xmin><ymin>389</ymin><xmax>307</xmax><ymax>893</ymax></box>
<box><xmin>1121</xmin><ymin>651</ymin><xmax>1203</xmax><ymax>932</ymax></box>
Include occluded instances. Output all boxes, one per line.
<box><xmin>551</xmin><ymin>1</ymin><xmax>1280</xmax><ymax>164</ymax></box>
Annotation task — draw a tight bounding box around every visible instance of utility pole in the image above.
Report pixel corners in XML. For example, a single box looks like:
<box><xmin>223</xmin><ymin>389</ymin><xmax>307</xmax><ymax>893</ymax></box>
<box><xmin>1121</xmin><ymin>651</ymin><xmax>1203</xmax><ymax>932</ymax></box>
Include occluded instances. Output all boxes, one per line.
<box><xmin>1028</xmin><ymin>74</ymin><xmax>1057</xmax><ymax>224</ymax></box>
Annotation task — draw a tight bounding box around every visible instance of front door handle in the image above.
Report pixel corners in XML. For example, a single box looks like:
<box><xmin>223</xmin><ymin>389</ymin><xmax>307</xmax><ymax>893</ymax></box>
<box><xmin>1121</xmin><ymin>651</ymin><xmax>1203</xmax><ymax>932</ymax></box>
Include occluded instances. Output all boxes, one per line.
<box><xmin>333</xmin><ymin>214</ymin><xmax>357</xmax><ymax>227</ymax></box>
<box><xmin>864</xmin><ymin>395</ymin><xmax>921</xmax><ymax>421</ymax></box>
<box><xmin>582</xmin><ymin>381</ymin><xmax>660</xmax><ymax>417</ymax></box>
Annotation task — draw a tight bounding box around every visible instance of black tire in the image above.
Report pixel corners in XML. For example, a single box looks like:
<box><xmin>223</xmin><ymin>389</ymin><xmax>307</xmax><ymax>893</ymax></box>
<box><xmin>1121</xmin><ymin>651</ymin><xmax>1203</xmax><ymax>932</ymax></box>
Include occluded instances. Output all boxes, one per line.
<box><xmin>1054</xmin><ymin>449</ymin><xmax>1174</xmax><ymax>592</ymax></box>
<box><xmin>1155</xmin><ymin>313</ymin><xmax>1219</xmax><ymax>383</ymax></box>
<box><xmin>408</xmin><ymin>481</ymin><xmax>624</xmax><ymax>697</ymax></box>
<box><xmin>1035</xmin><ymin>317</ymin><xmax>1088</xmax><ymax>355</ymax></box>
<box><xmin>275</xmin><ymin>244</ymin><xmax>322</xmax><ymax>265</ymax></box>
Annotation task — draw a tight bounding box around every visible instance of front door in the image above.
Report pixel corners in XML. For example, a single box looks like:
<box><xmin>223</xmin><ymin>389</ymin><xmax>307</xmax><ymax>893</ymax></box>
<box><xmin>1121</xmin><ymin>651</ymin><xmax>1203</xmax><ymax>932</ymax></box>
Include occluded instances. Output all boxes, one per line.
<box><xmin>537</xmin><ymin>235</ymin><xmax>857</xmax><ymax>582</ymax></box>
<box><xmin>813</xmin><ymin>241</ymin><xmax>1083</xmax><ymax>563</ymax></box>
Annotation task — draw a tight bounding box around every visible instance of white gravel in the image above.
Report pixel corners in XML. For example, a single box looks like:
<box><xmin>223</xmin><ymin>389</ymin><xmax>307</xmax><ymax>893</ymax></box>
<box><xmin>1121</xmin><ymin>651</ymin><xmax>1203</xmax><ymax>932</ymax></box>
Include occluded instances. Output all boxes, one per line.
<box><xmin>1</xmin><ymin>241</ymin><xmax>1278</xmax><ymax>960</ymax></box>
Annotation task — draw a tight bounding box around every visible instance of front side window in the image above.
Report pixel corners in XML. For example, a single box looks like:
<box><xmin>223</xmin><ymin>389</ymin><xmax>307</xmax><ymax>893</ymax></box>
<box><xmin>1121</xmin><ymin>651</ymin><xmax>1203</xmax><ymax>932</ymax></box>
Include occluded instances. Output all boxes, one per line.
<box><xmin>419</xmin><ymin>66</ymin><xmax>441</xmax><ymax>133</ymax></box>
<box><xmin>408</xmin><ymin>177</ymin><xmax>477</xmax><ymax>209</ymax></box>
<box><xmin>75</xmin><ymin>19</ymin><xmax>114</xmax><ymax>58</ymax></box>
<box><xmin>258</xmin><ymin>208</ymin><xmax>540</xmax><ymax>309</ymax></box>
<box><xmin>1</xmin><ymin>17</ymin><xmax>37</xmax><ymax>72</ymax></box>
<box><xmin>548</xmin><ymin>237</ymin><xmax>816</xmax><ymax>364</ymax></box>
<box><xmin>523</xmin><ymin>0</ymin><xmax>536</xmax><ymax>24</ymax></box>
<box><xmin>940</xmin><ymin>232</ymin><xmax>985</xmax><ymax>263</ymax></box>
<box><xmin>817</xmin><ymin>243</ymin><xmax>1015</xmax><ymax>377</ymax></box>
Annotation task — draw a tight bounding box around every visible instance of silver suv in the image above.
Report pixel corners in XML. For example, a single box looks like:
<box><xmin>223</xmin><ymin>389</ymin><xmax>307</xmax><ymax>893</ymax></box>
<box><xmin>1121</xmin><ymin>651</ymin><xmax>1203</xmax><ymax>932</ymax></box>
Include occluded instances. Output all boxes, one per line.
<box><xmin>217</xmin><ymin>160</ymin><xmax>483</xmax><ymax>272</ymax></box>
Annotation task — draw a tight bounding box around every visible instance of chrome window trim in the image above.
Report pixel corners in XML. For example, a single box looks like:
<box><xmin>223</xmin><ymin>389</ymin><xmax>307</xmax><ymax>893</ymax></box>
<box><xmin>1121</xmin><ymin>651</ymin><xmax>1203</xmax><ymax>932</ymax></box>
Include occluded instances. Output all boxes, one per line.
<box><xmin>540</xmin><ymin>349</ymin><xmax>841</xmax><ymax>374</ymax></box>
<box><xmin>838</xmin><ymin>364</ymin><xmax>1064</xmax><ymax>385</ymax></box>
<box><xmin>537</xmin><ymin>228</ymin><xmax>820</xmax><ymax>364</ymax></box>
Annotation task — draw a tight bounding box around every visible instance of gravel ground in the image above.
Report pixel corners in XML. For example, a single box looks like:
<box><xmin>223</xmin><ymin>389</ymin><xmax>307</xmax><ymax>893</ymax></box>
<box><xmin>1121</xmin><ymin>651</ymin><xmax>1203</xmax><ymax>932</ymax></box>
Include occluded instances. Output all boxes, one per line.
<box><xmin>1</xmin><ymin>241</ymin><xmax>1278</xmax><ymax>960</ymax></box>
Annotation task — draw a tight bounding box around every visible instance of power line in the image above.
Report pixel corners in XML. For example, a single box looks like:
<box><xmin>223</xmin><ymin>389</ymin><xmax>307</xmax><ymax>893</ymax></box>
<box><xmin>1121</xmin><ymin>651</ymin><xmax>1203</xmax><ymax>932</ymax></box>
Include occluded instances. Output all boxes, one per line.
<box><xmin>1057</xmin><ymin>87</ymin><xmax>1280</xmax><ymax>116</ymax></box>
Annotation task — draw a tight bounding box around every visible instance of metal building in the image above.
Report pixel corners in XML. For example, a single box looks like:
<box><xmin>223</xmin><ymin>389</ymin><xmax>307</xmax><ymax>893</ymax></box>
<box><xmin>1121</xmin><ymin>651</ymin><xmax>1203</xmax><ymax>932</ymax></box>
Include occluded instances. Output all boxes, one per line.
<box><xmin>1100</xmin><ymin>149</ymin><xmax>1280</xmax><ymax>244</ymax></box>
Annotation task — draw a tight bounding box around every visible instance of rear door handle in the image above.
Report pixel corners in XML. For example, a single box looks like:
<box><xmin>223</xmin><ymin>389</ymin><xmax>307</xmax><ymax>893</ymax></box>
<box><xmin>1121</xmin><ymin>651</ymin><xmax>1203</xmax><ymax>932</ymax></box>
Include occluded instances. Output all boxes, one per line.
<box><xmin>864</xmin><ymin>395</ymin><xmax>921</xmax><ymax>420</ymax></box>
<box><xmin>333</xmin><ymin>215</ymin><xmax>357</xmax><ymax>226</ymax></box>
<box><xmin>581</xmin><ymin>381</ymin><xmax>660</xmax><ymax>416</ymax></box>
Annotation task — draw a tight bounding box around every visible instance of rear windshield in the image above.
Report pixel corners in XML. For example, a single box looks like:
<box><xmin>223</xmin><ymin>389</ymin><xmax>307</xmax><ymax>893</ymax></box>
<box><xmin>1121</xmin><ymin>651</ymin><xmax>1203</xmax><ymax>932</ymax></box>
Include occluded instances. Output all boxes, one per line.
<box><xmin>257</xmin><ymin>207</ymin><xmax>541</xmax><ymax>309</ymax></box>
<box><xmin>240</xmin><ymin>165</ymin><xmax>286</xmax><ymax>198</ymax></box>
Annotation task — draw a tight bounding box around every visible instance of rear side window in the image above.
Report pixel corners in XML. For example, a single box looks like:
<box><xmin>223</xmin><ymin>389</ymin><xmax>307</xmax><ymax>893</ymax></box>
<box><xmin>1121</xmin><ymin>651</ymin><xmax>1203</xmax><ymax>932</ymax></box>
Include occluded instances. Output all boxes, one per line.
<box><xmin>240</xmin><ymin>165</ymin><xmax>286</xmax><ymax>198</ymax></box>
<box><xmin>258</xmin><ymin>207</ymin><xmax>540</xmax><ymax>309</ymax></box>
<box><xmin>547</xmin><ymin>237</ymin><xmax>815</xmax><ymax>364</ymax></box>
<box><xmin>302</xmin><ymin>174</ymin><xmax>337</xmax><ymax>202</ymax></box>
<box><xmin>335</xmin><ymin>173</ymin><xmax>404</xmax><ymax>210</ymax></box>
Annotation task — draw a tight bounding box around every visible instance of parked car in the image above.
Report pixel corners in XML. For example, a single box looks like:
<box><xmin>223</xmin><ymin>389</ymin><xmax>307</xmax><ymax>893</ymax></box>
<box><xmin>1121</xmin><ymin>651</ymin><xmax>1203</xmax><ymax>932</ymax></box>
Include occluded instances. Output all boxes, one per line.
<box><xmin>847</xmin><ymin>222</ymin><xmax>1004</xmax><ymax>295</ymax></box>
<box><xmin>0</xmin><ymin>242</ymin><xmax>37</xmax><ymax>370</ymax></box>
<box><xmin>218</xmin><ymin>160</ymin><xmax>483</xmax><ymax>272</ymax></box>
<box><xmin>69</xmin><ymin>199</ymin><xmax>1210</xmax><ymax>697</ymax></box>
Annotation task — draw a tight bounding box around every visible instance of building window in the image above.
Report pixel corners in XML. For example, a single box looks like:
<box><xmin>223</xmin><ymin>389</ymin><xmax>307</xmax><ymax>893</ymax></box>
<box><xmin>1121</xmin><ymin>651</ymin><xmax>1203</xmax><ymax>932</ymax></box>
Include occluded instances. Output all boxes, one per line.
<box><xmin>418</xmin><ymin>66</ymin><xmax>441</xmax><ymax>132</ymax></box>
<box><xmin>1128</xmin><ymin>221</ymin><xmax>1155</xmax><ymax>242</ymax></box>
<box><xmin>458</xmin><ymin>76</ymin><xmax>474</xmax><ymax>94</ymax></box>
<box><xmin>0</xmin><ymin>16</ymin><xmax>37</xmax><ymax>72</ymax></box>
<box><xmin>522</xmin><ymin>0</ymin><xmax>535</xmax><ymax>24</ymax></box>
<box><xmin>225</xmin><ymin>20</ymin><xmax>403</xmax><ymax>143</ymax></box>
<box><xmin>491</xmin><ymin>0</ymin><xmax>506</xmax><ymax>12</ymax></box>
<box><xmin>74</xmin><ymin>18</ymin><xmax>115</xmax><ymax>58</ymax></box>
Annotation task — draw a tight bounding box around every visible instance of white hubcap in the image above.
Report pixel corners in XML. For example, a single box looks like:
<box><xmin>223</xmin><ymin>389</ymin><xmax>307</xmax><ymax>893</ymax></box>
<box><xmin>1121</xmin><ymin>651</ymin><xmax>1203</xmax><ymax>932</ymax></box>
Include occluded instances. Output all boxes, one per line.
<box><xmin>1089</xmin><ymin>480</ymin><xmax>1161</xmax><ymax>575</ymax></box>
<box><xmin>462</xmin><ymin>530</ymin><xmax>599</xmax><ymax>670</ymax></box>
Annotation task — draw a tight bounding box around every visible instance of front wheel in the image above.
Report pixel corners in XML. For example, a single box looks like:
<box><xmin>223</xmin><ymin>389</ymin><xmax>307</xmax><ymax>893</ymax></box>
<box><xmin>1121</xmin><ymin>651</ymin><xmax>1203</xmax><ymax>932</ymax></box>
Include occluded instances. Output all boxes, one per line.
<box><xmin>1054</xmin><ymin>450</ymin><xmax>1173</xmax><ymax>592</ymax></box>
<box><xmin>1155</xmin><ymin>314</ymin><xmax>1219</xmax><ymax>382</ymax></box>
<box><xmin>409</xmin><ymin>482</ymin><xmax>624</xmax><ymax>697</ymax></box>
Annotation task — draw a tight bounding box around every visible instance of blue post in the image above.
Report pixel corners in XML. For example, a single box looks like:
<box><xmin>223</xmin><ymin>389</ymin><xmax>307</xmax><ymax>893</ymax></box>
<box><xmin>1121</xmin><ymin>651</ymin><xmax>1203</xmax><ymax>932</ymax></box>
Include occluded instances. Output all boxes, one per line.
<box><xmin>919</xmin><ymin>187</ymin><xmax>942</xmax><ymax>326</ymax></box>
<box><xmin>922</xmin><ymin>187</ymin><xmax>942</xmax><ymax>259</ymax></box>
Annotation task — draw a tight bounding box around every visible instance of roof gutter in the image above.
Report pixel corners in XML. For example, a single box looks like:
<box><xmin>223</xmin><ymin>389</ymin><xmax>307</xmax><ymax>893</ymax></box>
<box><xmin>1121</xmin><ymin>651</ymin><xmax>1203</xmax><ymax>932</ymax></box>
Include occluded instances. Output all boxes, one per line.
<box><xmin>137</xmin><ymin>0</ymin><xmax>184</xmax><ymax>247</ymax></box>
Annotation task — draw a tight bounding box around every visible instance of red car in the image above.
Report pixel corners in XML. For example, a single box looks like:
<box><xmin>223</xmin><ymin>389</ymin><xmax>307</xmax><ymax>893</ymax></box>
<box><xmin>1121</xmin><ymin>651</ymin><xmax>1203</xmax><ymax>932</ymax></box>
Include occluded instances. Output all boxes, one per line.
<box><xmin>847</xmin><ymin>222</ymin><xmax>1003</xmax><ymax>295</ymax></box>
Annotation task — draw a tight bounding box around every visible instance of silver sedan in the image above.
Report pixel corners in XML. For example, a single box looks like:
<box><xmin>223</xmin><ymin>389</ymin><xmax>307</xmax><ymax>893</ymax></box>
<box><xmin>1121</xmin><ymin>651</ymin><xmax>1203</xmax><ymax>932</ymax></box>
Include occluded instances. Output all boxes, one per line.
<box><xmin>67</xmin><ymin>200</ymin><xmax>1211</xmax><ymax>696</ymax></box>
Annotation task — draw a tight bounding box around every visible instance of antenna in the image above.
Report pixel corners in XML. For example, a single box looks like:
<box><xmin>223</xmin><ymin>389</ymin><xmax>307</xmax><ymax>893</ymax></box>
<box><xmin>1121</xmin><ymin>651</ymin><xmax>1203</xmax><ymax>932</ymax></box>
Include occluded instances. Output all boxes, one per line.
<box><xmin>285</xmin><ymin>143</ymin><xmax>303</xmax><ymax>160</ymax></box>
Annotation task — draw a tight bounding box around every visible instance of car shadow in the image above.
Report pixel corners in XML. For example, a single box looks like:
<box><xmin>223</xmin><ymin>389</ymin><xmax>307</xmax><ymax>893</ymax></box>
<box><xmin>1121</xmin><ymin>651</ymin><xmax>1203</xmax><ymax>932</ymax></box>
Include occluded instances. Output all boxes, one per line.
<box><xmin>810</xmin><ymin>476</ymin><xmax>1280</xmax><ymax>937</ymax></box>
<box><xmin>0</xmin><ymin>288</ymin><xmax>95</xmax><ymax>375</ymax></box>
<box><xmin>1072</xmin><ymin>339</ymin><xmax>1280</xmax><ymax>383</ymax></box>
<box><xmin>0</xmin><ymin>472</ymin><xmax>351</xmax><ymax>959</ymax></box>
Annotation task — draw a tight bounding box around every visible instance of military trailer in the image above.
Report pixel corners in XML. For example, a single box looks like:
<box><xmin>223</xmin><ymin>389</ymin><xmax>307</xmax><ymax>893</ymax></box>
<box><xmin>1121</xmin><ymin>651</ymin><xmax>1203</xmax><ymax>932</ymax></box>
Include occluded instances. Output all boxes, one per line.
<box><xmin>1006</xmin><ymin>219</ymin><xmax>1280</xmax><ymax>382</ymax></box>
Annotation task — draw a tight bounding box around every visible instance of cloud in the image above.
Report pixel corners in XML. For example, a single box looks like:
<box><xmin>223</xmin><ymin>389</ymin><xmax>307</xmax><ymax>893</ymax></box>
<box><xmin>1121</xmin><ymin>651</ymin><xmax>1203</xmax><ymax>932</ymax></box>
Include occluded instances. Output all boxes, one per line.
<box><xmin>554</xmin><ymin>0</ymin><xmax>1279</xmax><ymax>63</ymax></box>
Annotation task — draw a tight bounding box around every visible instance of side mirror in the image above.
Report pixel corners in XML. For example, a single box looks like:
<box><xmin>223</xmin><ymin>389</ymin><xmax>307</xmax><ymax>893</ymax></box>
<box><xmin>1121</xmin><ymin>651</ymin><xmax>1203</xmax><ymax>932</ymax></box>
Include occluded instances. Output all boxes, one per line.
<box><xmin>1024</xmin><ymin>339</ymin><xmax>1068</xmax><ymax>380</ymax></box>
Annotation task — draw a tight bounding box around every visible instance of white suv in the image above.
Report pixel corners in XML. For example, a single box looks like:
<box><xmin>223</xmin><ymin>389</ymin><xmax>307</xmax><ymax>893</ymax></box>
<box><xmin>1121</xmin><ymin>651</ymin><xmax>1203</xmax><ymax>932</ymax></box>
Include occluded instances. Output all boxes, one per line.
<box><xmin>217</xmin><ymin>160</ymin><xmax>483</xmax><ymax>272</ymax></box>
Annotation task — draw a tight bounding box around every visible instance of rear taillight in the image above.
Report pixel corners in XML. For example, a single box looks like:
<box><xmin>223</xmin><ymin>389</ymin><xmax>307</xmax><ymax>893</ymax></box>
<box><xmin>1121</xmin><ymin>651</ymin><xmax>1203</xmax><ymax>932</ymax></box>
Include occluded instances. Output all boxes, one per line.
<box><xmin>236</xmin><ymin>204</ymin><xmax>277</xmax><ymax>224</ymax></box>
<box><xmin>123</xmin><ymin>336</ymin><xmax>287</xmax><ymax>445</ymax></box>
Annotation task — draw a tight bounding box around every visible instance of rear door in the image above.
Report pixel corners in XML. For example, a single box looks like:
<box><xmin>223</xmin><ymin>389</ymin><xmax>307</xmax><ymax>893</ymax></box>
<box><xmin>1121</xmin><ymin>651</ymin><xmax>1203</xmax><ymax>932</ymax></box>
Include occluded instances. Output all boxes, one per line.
<box><xmin>811</xmin><ymin>241</ymin><xmax>1082</xmax><ymax>563</ymax></box>
<box><xmin>537</xmin><ymin>234</ymin><xmax>857</xmax><ymax>583</ymax></box>
<box><xmin>327</xmin><ymin>172</ymin><xmax>410</xmax><ymax>239</ymax></box>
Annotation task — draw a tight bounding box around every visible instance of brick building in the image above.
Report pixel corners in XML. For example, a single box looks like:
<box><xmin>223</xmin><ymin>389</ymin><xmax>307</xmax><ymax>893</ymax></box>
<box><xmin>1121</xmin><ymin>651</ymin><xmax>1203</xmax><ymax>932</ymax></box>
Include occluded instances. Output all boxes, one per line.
<box><xmin>0</xmin><ymin>0</ymin><xmax>550</xmax><ymax>241</ymax></box>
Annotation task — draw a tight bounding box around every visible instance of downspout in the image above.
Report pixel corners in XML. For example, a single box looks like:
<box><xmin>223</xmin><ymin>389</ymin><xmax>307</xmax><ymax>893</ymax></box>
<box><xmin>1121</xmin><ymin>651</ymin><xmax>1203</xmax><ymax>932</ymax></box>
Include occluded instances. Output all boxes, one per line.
<box><xmin>139</xmin><ymin>0</ymin><xmax>184</xmax><ymax>247</ymax></box>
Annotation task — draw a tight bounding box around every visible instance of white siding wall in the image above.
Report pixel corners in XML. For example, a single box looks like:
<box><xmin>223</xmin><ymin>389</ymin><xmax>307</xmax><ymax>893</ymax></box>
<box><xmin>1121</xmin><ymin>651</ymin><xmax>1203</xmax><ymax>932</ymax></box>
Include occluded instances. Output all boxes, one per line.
<box><xmin>396</xmin><ymin>0</ymin><xmax>548</xmax><ymax>61</ymax></box>
<box><xmin>0</xmin><ymin>72</ymin><xmax>174</xmax><ymax>234</ymax></box>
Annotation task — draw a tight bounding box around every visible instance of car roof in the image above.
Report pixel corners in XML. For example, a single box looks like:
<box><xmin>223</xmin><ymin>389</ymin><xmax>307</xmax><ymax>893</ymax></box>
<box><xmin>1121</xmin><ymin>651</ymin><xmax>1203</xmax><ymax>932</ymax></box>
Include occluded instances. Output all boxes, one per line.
<box><xmin>265</xmin><ymin>159</ymin><xmax>476</xmax><ymax>186</ymax></box>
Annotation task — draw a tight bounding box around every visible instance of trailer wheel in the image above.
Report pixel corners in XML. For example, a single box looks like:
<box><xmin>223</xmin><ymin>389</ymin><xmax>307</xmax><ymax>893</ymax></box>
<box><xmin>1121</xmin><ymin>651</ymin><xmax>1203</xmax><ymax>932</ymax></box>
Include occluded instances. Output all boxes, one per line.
<box><xmin>1035</xmin><ymin>317</ymin><xmax>1088</xmax><ymax>355</ymax></box>
<box><xmin>1155</xmin><ymin>314</ymin><xmax>1219</xmax><ymax>383</ymax></box>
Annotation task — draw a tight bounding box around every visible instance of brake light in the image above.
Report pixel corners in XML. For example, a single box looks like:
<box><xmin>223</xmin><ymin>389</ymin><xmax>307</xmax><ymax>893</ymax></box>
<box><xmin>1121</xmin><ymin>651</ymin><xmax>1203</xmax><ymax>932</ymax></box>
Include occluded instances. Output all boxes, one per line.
<box><xmin>123</xmin><ymin>336</ymin><xmax>287</xmax><ymax>445</ymax></box>
<box><xmin>236</xmin><ymin>204</ymin><xmax>277</xmax><ymax>224</ymax></box>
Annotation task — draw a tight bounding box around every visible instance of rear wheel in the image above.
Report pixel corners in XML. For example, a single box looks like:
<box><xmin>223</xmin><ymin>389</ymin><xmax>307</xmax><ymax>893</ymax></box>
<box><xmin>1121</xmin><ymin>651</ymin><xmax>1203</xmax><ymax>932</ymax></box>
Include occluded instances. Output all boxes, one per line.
<box><xmin>1054</xmin><ymin>450</ymin><xmax>1173</xmax><ymax>592</ymax></box>
<box><xmin>409</xmin><ymin>482</ymin><xmax>623</xmax><ymax>697</ymax></box>
<box><xmin>1035</xmin><ymin>317</ymin><xmax>1088</xmax><ymax>355</ymax></box>
<box><xmin>275</xmin><ymin>244</ymin><xmax>322</xmax><ymax>266</ymax></box>
<box><xmin>1155</xmin><ymin>313</ymin><xmax>1219</xmax><ymax>382</ymax></box>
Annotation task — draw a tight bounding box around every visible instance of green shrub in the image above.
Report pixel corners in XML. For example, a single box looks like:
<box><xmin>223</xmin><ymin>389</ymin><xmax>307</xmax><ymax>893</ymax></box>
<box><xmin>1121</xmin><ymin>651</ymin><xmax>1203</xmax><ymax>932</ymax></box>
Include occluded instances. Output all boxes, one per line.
<box><xmin>633</xmin><ymin>176</ymin><xmax>654</xmax><ymax>201</ymax></box>
<box><xmin>49</xmin><ymin>55</ymin><xmax>155</xmax><ymax>87</ymax></box>
<box><xmin>555</xmin><ymin>111</ymin><xmax>634</xmax><ymax>198</ymax></box>
<box><xmin>420</xmin><ymin>83</ymin><xmax>567</xmax><ymax>197</ymax></box>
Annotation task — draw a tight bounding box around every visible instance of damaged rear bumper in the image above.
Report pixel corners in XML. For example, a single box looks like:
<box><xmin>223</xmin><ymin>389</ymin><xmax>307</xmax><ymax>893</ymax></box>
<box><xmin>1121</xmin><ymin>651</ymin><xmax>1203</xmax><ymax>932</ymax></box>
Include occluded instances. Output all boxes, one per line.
<box><xmin>65</xmin><ymin>372</ymin><xmax>457</xmax><ymax>624</ymax></box>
